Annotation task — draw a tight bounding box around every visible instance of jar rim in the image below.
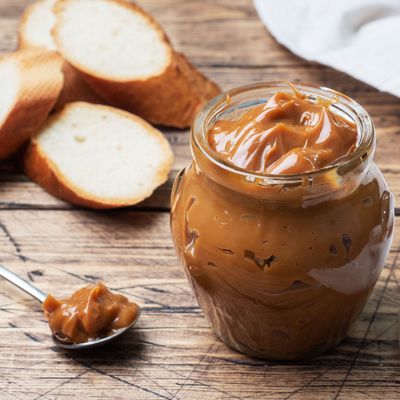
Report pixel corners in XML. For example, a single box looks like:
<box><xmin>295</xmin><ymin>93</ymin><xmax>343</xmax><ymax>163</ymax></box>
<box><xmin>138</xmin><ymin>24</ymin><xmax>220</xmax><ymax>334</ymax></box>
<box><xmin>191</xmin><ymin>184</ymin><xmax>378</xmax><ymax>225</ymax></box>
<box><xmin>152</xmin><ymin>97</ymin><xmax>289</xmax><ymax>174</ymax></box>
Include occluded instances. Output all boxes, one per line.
<box><xmin>191</xmin><ymin>81</ymin><xmax>375</xmax><ymax>184</ymax></box>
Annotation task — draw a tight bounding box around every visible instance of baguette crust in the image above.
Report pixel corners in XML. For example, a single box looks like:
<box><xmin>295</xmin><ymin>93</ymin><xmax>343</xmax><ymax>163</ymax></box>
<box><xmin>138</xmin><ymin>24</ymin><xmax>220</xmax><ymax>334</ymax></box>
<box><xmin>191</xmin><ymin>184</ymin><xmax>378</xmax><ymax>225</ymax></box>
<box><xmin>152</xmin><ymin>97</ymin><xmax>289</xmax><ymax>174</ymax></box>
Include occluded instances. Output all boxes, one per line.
<box><xmin>18</xmin><ymin>0</ymin><xmax>105</xmax><ymax>109</ymax></box>
<box><xmin>53</xmin><ymin>0</ymin><xmax>220</xmax><ymax>128</ymax></box>
<box><xmin>24</xmin><ymin>102</ymin><xmax>174</xmax><ymax>209</ymax></box>
<box><xmin>0</xmin><ymin>50</ymin><xmax>63</xmax><ymax>159</ymax></box>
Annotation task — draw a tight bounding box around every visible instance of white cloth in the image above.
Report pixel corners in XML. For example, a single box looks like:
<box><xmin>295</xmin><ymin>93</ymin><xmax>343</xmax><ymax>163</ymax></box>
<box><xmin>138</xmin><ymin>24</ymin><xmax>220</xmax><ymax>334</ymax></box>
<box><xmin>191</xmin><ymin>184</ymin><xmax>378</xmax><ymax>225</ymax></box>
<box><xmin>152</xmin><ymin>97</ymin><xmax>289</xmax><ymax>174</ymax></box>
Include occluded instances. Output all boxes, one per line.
<box><xmin>253</xmin><ymin>0</ymin><xmax>400</xmax><ymax>97</ymax></box>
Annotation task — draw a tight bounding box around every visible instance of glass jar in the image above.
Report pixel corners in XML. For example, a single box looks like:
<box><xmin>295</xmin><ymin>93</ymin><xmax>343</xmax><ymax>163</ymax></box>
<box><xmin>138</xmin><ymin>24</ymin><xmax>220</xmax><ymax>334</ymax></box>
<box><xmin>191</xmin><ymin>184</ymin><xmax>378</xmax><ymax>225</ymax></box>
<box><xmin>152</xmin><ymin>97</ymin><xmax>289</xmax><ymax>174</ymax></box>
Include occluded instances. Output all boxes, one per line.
<box><xmin>170</xmin><ymin>82</ymin><xmax>394</xmax><ymax>360</ymax></box>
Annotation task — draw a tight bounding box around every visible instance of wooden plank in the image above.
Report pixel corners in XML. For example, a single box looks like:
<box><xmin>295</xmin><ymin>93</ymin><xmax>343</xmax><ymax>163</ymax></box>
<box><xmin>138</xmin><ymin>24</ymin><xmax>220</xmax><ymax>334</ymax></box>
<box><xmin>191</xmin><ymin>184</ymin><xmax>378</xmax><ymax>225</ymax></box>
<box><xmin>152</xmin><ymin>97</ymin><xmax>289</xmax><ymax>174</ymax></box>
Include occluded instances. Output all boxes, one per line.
<box><xmin>0</xmin><ymin>63</ymin><xmax>399</xmax><ymax>210</ymax></box>
<box><xmin>0</xmin><ymin>210</ymin><xmax>399</xmax><ymax>399</ymax></box>
<box><xmin>0</xmin><ymin>0</ymin><xmax>303</xmax><ymax>67</ymax></box>
<box><xmin>0</xmin><ymin>161</ymin><xmax>399</xmax><ymax>212</ymax></box>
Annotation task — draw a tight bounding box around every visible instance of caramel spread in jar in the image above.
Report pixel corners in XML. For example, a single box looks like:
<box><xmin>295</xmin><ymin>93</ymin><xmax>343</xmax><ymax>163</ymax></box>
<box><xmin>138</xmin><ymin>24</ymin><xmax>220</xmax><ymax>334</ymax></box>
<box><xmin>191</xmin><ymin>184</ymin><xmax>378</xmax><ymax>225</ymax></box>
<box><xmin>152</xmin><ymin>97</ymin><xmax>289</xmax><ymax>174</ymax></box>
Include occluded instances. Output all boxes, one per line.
<box><xmin>43</xmin><ymin>283</ymin><xmax>140</xmax><ymax>344</ymax></box>
<box><xmin>208</xmin><ymin>89</ymin><xmax>358</xmax><ymax>175</ymax></box>
<box><xmin>171</xmin><ymin>82</ymin><xmax>394</xmax><ymax>360</ymax></box>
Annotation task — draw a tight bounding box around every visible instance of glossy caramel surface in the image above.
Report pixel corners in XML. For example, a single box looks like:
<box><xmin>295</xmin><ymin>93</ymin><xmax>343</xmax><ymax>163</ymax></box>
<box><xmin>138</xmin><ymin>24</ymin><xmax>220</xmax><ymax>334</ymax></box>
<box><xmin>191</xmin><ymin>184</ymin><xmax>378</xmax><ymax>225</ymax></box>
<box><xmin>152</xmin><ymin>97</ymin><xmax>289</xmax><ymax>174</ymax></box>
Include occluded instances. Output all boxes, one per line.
<box><xmin>208</xmin><ymin>90</ymin><xmax>358</xmax><ymax>174</ymax></box>
<box><xmin>43</xmin><ymin>283</ymin><xmax>140</xmax><ymax>344</ymax></box>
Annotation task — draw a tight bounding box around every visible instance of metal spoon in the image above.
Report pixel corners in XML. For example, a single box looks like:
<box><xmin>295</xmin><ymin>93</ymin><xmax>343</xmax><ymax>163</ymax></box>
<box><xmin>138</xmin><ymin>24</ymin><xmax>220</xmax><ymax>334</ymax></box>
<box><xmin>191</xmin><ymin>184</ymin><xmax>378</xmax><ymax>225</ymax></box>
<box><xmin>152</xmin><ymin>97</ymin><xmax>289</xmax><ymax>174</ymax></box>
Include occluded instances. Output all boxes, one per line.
<box><xmin>0</xmin><ymin>265</ymin><xmax>140</xmax><ymax>350</ymax></box>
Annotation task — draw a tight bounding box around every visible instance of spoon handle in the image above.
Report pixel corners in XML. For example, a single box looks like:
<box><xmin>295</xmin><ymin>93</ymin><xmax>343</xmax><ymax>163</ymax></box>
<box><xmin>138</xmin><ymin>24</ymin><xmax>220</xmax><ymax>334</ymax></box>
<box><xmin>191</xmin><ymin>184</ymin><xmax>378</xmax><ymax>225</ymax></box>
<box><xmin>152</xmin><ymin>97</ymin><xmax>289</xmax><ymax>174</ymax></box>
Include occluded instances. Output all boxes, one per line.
<box><xmin>0</xmin><ymin>265</ymin><xmax>47</xmax><ymax>303</ymax></box>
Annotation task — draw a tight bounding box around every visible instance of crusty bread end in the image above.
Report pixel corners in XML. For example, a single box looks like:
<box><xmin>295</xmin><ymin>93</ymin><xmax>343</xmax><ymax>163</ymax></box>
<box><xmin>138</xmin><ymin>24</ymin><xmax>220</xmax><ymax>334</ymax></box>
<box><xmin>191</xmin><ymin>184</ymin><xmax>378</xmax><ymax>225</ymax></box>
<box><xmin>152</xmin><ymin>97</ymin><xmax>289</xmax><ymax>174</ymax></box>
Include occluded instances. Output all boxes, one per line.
<box><xmin>0</xmin><ymin>50</ymin><xmax>63</xmax><ymax>159</ymax></box>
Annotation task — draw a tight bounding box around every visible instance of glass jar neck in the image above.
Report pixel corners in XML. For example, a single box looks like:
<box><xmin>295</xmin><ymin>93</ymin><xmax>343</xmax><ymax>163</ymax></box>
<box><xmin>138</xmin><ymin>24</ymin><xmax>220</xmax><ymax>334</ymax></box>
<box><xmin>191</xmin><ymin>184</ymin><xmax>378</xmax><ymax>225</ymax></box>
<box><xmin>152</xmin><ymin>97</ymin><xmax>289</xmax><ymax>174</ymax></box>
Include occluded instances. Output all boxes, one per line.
<box><xmin>191</xmin><ymin>81</ymin><xmax>375</xmax><ymax>206</ymax></box>
<box><xmin>191</xmin><ymin>143</ymin><xmax>372</xmax><ymax>206</ymax></box>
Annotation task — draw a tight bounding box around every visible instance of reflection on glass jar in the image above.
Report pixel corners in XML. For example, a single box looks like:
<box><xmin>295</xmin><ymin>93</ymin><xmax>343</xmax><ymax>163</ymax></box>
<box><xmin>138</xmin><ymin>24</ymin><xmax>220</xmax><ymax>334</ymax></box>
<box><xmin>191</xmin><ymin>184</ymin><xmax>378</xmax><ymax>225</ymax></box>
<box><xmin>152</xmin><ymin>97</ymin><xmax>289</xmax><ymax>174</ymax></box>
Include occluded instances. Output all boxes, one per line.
<box><xmin>170</xmin><ymin>82</ymin><xmax>394</xmax><ymax>360</ymax></box>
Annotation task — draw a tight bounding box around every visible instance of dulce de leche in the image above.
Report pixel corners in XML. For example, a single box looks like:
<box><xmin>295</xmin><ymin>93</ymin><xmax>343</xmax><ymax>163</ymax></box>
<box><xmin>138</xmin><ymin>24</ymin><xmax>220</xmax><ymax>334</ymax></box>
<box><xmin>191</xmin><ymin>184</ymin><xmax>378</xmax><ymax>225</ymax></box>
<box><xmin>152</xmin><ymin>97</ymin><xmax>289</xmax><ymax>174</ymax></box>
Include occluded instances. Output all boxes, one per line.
<box><xmin>208</xmin><ymin>90</ymin><xmax>358</xmax><ymax>174</ymax></box>
<box><xmin>171</xmin><ymin>82</ymin><xmax>394</xmax><ymax>360</ymax></box>
<box><xmin>43</xmin><ymin>283</ymin><xmax>140</xmax><ymax>344</ymax></box>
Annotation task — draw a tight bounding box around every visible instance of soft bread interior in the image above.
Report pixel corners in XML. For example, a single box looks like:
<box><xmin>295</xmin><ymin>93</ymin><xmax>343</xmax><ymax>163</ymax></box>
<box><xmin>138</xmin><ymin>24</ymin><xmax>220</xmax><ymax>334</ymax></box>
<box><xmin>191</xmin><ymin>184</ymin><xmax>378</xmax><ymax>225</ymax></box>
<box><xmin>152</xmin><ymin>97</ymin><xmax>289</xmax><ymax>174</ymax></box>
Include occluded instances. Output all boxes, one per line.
<box><xmin>22</xmin><ymin>0</ymin><xmax>57</xmax><ymax>50</ymax></box>
<box><xmin>0</xmin><ymin>60</ymin><xmax>19</xmax><ymax>126</ymax></box>
<box><xmin>54</xmin><ymin>0</ymin><xmax>171</xmax><ymax>79</ymax></box>
<box><xmin>35</xmin><ymin>103</ymin><xmax>172</xmax><ymax>202</ymax></box>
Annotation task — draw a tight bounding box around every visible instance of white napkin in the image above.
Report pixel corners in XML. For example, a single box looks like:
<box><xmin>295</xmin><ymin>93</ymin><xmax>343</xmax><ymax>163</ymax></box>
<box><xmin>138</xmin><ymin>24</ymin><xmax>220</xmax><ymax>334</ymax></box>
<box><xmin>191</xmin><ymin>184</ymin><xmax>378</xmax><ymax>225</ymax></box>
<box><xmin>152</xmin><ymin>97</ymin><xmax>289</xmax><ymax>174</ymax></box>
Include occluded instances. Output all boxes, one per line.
<box><xmin>253</xmin><ymin>0</ymin><xmax>400</xmax><ymax>97</ymax></box>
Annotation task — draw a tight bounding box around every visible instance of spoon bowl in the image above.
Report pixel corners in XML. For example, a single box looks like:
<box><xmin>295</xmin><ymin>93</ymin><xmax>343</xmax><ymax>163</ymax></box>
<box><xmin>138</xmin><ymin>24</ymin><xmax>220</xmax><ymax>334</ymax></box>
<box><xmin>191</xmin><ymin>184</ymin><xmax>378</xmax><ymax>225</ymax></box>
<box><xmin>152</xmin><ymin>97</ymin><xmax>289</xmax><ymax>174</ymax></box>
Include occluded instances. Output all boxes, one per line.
<box><xmin>52</xmin><ymin>309</ymin><xmax>141</xmax><ymax>350</ymax></box>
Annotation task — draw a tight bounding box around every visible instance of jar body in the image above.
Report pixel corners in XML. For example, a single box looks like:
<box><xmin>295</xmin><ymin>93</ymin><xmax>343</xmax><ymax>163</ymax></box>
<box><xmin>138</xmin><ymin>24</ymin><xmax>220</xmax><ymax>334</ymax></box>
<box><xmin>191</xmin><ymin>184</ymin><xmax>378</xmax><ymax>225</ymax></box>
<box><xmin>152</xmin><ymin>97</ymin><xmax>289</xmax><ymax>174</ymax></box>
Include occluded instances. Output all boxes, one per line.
<box><xmin>170</xmin><ymin>162</ymin><xmax>394</xmax><ymax>360</ymax></box>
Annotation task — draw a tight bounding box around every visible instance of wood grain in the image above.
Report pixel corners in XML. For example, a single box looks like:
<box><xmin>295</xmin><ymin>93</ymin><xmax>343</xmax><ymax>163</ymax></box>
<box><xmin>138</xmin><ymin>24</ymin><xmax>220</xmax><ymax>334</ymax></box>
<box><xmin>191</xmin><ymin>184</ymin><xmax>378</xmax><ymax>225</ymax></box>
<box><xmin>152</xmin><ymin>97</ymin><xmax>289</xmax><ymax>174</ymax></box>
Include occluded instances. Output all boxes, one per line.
<box><xmin>0</xmin><ymin>211</ymin><xmax>399</xmax><ymax>399</ymax></box>
<box><xmin>0</xmin><ymin>0</ymin><xmax>399</xmax><ymax>399</ymax></box>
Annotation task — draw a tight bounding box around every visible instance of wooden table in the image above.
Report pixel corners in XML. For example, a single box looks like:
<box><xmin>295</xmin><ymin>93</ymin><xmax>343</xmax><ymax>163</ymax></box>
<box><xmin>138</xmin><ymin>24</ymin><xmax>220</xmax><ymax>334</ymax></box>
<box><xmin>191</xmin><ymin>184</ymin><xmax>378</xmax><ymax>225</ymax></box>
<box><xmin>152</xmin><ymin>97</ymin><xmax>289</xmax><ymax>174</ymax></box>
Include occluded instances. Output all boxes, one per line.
<box><xmin>1</xmin><ymin>1</ymin><xmax>399</xmax><ymax>399</ymax></box>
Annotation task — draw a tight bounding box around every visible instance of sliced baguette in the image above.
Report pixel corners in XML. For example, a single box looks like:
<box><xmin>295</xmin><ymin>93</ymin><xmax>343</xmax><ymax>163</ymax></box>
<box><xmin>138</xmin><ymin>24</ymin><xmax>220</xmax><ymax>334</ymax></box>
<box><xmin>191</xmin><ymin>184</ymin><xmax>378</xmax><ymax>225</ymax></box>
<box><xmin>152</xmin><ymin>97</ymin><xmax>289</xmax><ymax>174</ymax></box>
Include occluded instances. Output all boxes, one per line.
<box><xmin>52</xmin><ymin>0</ymin><xmax>221</xmax><ymax>128</ymax></box>
<box><xmin>18</xmin><ymin>0</ymin><xmax>104</xmax><ymax>109</ymax></box>
<box><xmin>0</xmin><ymin>50</ymin><xmax>63</xmax><ymax>159</ymax></box>
<box><xmin>24</xmin><ymin>102</ymin><xmax>174</xmax><ymax>209</ymax></box>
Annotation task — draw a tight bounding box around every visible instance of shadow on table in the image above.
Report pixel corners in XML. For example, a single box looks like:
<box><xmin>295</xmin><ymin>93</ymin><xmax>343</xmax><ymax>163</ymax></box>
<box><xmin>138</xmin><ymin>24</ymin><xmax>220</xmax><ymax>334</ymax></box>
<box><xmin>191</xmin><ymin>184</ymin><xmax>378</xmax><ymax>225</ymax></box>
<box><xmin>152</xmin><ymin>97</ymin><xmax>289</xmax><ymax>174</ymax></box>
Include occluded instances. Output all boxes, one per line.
<box><xmin>52</xmin><ymin>327</ymin><xmax>147</xmax><ymax>367</ymax></box>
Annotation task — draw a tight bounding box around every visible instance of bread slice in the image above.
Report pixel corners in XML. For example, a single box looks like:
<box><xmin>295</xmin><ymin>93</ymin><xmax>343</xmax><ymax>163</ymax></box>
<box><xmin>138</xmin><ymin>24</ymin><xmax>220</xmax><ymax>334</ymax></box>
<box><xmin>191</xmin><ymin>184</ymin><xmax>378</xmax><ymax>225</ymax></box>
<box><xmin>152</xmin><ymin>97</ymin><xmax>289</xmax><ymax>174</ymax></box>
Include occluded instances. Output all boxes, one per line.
<box><xmin>24</xmin><ymin>102</ymin><xmax>174</xmax><ymax>209</ymax></box>
<box><xmin>52</xmin><ymin>0</ymin><xmax>221</xmax><ymax>128</ymax></box>
<box><xmin>18</xmin><ymin>0</ymin><xmax>104</xmax><ymax>109</ymax></box>
<box><xmin>0</xmin><ymin>50</ymin><xmax>63</xmax><ymax>159</ymax></box>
